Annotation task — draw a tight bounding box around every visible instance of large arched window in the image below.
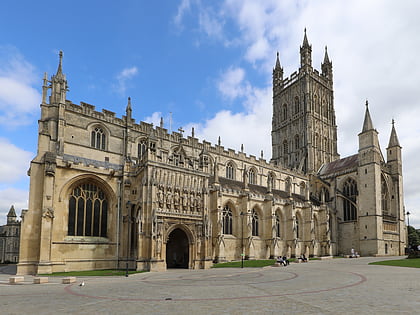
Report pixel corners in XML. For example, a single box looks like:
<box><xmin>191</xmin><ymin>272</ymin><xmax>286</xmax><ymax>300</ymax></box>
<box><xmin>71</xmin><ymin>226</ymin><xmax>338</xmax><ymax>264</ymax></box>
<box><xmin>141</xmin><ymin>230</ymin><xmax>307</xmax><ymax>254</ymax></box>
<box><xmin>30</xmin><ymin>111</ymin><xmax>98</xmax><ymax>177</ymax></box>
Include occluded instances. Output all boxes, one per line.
<box><xmin>222</xmin><ymin>205</ymin><xmax>233</xmax><ymax>235</ymax></box>
<box><xmin>226</xmin><ymin>162</ymin><xmax>235</xmax><ymax>180</ymax></box>
<box><xmin>68</xmin><ymin>182</ymin><xmax>108</xmax><ymax>237</ymax></box>
<box><xmin>91</xmin><ymin>127</ymin><xmax>106</xmax><ymax>150</ymax></box>
<box><xmin>248</xmin><ymin>168</ymin><xmax>257</xmax><ymax>185</ymax></box>
<box><xmin>343</xmin><ymin>179</ymin><xmax>357</xmax><ymax>221</ymax></box>
<box><xmin>251</xmin><ymin>209</ymin><xmax>259</xmax><ymax>236</ymax></box>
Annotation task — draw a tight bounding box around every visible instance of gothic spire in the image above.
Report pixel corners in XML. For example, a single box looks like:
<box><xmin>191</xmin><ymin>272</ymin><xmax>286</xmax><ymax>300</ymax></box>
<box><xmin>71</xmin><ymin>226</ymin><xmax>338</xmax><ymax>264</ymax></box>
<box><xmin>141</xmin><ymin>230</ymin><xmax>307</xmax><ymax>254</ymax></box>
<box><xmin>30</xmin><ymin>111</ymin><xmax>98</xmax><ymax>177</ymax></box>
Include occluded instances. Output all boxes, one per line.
<box><xmin>388</xmin><ymin>119</ymin><xmax>401</xmax><ymax>147</ymax></box>
<box><xmin>125</xmin><ymin>97</ymin><xmax>132</xmax><ymax>124</ymax></box>
<box><xmin>55</xmin><ymin>51</ymin><xmax>65</xmax><ymax>80</ymax></box>
<box><xmin>302</xmin><ymin>28</ymin><xmax>310</xmax><ymax>48</ymax></box>
<box><xmin>275</xmin><ymin>51</ymin><xmax>281</xmax><ymax>69</ymax></box>
<box><xmin>362</xmin><ymin>100</ymin><xmax>374</xmax><ymax>132</ymax></box>
<box><xmin>300</xmin><ymin>28</ymin><xmax>312</xmax><ymax>68</ymax></box>
<box><xmin>323</xmin><ymin>46</ymin><xmax>331</xmax><ymax>64</ymax></box>
<box><xmin>126</xmin><ymin>96</ymin><xmax>132</xmax><ymax>111</ymax></box>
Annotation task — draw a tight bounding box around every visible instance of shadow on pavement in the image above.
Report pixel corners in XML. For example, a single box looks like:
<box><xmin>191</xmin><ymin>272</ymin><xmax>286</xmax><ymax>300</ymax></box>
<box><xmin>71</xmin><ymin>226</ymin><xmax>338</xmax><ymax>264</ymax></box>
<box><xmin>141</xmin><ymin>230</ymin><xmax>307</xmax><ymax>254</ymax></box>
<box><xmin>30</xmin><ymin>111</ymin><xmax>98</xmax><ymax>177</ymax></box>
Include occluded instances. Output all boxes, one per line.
<box><xmin>0</xmin><ymin>264</ymin><xmax>17</xmax><ymax>275</ymax></box>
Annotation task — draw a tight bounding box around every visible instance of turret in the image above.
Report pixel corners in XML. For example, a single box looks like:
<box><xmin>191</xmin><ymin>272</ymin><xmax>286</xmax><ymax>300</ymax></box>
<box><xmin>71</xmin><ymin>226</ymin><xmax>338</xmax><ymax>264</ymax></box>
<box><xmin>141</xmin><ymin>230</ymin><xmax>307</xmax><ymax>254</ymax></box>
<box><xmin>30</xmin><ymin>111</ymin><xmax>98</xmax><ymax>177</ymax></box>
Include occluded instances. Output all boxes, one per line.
<box><xmin>272</xmin><ymin>52</ymin><xmax>283</xmax><ymax>95</ymax></box>
<box><xmin>7</xmin><ymin>205</ymin><xmax>17</xmax><ymax>224</ymax></box>
<box><xmin>386</xmin><ymin>119</ymin><xmax>402</xmax><ymax>174</ymax></box>
<box><xmin>358</xmin><ymin>100</ymin><xmax>380</xmax><ymax>161</ymax></box>
<box><xmin>300</xmin><ymin>28</ymin><xmax>312</xmax><ymax>69</ymax></box>
<box><xmin>321</xmin><ymin>46</ymin><xmax>333</xmax><ymax>82</ymax></box>
<box><xmin>50</xmin><ymin>51</ymin><xmax>68</xmax><ymax>104</ymax></box>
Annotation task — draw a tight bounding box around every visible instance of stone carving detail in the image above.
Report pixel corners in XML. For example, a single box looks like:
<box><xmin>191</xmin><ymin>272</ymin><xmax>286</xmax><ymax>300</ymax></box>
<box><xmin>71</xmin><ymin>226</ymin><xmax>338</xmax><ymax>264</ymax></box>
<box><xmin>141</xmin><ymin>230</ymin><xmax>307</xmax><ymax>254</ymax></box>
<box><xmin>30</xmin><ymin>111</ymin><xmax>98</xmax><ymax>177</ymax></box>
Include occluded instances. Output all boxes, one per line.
<box><xmin>42</xmin><ymin>207</ymin><xmax>55</xmax><ymax>220</ymax></box>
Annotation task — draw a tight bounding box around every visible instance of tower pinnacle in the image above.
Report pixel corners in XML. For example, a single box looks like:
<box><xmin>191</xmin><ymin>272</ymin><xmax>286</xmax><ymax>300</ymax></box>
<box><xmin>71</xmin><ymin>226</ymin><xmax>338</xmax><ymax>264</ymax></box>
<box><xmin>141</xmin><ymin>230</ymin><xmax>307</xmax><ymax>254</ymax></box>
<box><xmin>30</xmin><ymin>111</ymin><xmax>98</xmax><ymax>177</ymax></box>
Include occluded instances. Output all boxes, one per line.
<box><xmin>362</xmin><ymin>100</ymin><xmax>374</xmax><ymax>132</ymax></box>
<box><xmin>388</xmin><ymin>119</ymin><xmax>401</xmax><ymax>147</ymax></box>
<box><xmin>300</xmin><ymin>29</ymin><xmax>312</xmax><ymax>68</ymax></box>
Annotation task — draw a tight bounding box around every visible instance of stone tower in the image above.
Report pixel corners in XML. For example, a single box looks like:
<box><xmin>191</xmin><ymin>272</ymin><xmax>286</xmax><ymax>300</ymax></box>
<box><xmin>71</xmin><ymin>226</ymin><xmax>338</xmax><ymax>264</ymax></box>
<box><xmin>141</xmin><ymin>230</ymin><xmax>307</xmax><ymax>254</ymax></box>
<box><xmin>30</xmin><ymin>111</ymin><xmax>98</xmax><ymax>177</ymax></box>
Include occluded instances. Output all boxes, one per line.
<box><xmin>271</xmin><ymin>30</ymin><xmax>339</xmax><ymax>173</ymax></box>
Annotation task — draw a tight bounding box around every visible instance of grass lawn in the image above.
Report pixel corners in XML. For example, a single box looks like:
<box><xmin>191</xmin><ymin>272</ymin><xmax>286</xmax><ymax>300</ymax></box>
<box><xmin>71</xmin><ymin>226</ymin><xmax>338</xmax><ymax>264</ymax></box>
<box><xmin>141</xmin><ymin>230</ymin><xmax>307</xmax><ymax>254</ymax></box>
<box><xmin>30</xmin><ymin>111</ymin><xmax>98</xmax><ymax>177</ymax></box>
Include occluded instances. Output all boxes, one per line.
<box><xmin>40</xmin><ymin>269</ymin><xmax>146</xmax><ymax>277</ymax></box>
<box><xmin>369</xmin><ymin>258</ymin><xmax>420</xmax><ymax>268</ymax></box>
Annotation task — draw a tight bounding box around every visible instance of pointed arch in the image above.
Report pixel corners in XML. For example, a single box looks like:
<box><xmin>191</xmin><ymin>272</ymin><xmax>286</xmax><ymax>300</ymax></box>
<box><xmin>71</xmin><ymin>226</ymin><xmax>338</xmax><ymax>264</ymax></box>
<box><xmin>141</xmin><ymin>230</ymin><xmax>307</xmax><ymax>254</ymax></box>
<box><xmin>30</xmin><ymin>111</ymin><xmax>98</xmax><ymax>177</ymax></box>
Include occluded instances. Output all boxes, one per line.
<box><xmin>248</xmin><ymin>167</ymin><xmax>257</xmax><ymax>185</ymax></box>
<box><xmin>381</xmin><ymin>174</ymin><xmax>391</xmax><ymax>216</ymax></box>
<box><xmin>225</xmin><ymin>160</ymin><xmax>236</xmax><ymax>180</ymax></box>
<box><xmin>88</xmin><ymin>123</ymin><xmax>109</xmax><ymax>151</ymax></box>
<box><xmin>342</xmin><ymin>178</ymin><xmax>357</xmax><ymax>221</ymax></box>
<box><xmin>222</xmin><ymin>204</ymin><xmax>233</xmax><ymax>235</ymax></box>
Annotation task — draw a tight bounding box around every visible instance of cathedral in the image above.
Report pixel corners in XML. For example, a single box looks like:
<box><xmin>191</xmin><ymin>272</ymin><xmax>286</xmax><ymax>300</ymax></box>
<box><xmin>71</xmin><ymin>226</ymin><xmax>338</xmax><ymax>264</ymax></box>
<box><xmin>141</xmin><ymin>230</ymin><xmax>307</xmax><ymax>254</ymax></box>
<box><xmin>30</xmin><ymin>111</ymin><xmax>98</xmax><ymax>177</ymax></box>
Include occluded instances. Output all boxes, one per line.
<box><xmin>17</xmin><ymin>32</ymin><xmax>407</xmax><ymax>275</ymax></box>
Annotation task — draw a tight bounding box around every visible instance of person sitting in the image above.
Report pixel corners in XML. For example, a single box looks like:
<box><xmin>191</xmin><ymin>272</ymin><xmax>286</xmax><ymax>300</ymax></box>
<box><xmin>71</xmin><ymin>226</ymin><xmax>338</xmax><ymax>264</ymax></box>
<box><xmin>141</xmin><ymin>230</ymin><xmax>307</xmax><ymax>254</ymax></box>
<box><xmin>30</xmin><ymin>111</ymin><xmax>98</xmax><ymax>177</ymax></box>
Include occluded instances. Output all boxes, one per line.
<box><xmin>282</xmin><ymin>256</ymin><xmax>290</xmax><ymax>266</ymax></box>
<box><xmin>276</xmin><ymin>256</ymin><xmax>285</xmax><ymax>266</ymax></box>
<box><xmin>298</xmin><ymin>254</ymin><xmax>308</xmax><ymax>262</ymax></box>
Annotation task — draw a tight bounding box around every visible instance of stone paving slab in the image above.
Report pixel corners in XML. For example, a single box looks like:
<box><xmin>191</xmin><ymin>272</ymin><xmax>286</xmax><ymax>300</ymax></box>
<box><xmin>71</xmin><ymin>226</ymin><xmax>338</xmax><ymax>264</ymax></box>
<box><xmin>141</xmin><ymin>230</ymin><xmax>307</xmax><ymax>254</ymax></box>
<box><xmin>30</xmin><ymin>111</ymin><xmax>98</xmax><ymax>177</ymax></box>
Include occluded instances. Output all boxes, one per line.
<box><xmin>0</xmin><ymin>257</ymin><xmax>419</xmax><ymax>314</ymax></box>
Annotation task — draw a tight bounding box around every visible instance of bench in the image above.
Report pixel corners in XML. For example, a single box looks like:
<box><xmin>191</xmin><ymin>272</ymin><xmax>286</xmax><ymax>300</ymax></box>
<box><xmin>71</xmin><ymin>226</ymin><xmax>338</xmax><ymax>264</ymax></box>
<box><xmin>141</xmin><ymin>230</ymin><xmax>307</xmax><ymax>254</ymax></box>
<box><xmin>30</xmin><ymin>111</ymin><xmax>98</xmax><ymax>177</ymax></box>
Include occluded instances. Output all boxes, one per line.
<box><xmin>9</xmin><ymin>276</ymin><xmax>24</xmax><ymax>284</ymax></box>
<box><xmin>34</xmin><ymin>277</ymin><xmax>49</xmax><ymax>284</ymax></box>
<box><xmin>62</xmin><ymin>277</ymin><xmax>76</xmax><ymax>284</ymax></box>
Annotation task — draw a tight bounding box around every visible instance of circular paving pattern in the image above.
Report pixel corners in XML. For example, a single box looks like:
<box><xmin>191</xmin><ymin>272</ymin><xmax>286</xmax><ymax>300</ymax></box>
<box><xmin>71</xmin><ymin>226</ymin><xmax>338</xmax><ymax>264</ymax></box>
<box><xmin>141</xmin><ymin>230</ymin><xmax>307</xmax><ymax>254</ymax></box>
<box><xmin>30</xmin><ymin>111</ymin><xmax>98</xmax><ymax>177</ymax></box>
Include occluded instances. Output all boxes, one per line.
<box><xmin>63</xmin><ymin>267</ymin><xmax>367</xmax><ymax>302</ymax></box>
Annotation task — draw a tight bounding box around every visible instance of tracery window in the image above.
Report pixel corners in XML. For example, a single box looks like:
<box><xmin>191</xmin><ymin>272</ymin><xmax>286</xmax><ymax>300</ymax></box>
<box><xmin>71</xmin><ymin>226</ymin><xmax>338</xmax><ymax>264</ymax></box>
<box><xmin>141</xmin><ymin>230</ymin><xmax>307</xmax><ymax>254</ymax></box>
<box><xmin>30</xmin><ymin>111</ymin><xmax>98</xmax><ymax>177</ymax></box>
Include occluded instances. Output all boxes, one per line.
<box><xmin>319</xmin><ymin>186</ymin><xmax>330</xmax><ymax>203</ymax></box>
<box><xmin>68</xmin><ymin>183</ymin><xmax>108</xmax><ymax>237</ymax></box>
<box><xmin>91</xmin><ymin>127</ymin><xmax>106</xmax><ymax>150</ymax></box>
<box><xmin>248</xmin><ymin>168</ymin><xmax>256</xmax><ymax>185</ymax></box>
<box><xmin>222</xmin><ymin>205</ymin><xmax>233</xmax><ymax>235</ymax></box>
<box><xmin>381</xmin><ymin>176</ymin><xmax>390</xmax><ymax>215</ymax></box>
<box><xmin>343</xmin><ymin>179</ymin><xmax>357</xmax><ymax>221</ymax></box>
<box><xmin>199</xmin><ymin>155</ymin><xmax>210</xmax><ymax>172</ymax></box>
<box><xmin>226</xmin><ymin>162</ymin><xmax>235</xmax><ymax>180</ymax></box>
<box><xmin>138</xmin><ymin>140</ymin><xmax>147</xmax><ymax>159</ymax></box>
<box><xmin>251</xmin><ymin>209</ymin><xmax>259</xmax><ymax>236</ymax></box>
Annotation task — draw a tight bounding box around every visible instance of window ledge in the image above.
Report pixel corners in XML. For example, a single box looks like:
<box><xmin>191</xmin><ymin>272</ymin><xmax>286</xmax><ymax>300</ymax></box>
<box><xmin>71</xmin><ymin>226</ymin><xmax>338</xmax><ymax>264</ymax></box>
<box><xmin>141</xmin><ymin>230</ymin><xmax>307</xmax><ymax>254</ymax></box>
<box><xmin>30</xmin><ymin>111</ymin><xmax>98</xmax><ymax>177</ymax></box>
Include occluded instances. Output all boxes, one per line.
<box><xmin>59</xmin><ymin>236</ymin><xmax>110</xmax><ymax>244</ymax></box>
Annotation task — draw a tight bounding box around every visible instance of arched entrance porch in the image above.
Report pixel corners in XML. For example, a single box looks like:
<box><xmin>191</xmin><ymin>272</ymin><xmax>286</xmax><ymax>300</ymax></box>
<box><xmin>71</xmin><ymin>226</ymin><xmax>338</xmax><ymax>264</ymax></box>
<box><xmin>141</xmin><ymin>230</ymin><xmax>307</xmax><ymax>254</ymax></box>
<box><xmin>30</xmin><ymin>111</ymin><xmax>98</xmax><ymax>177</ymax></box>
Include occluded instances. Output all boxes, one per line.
<box><xmin>166</xmin><ymin>228</ymin><xmax>189</xmax><ymax>269</ymax></box>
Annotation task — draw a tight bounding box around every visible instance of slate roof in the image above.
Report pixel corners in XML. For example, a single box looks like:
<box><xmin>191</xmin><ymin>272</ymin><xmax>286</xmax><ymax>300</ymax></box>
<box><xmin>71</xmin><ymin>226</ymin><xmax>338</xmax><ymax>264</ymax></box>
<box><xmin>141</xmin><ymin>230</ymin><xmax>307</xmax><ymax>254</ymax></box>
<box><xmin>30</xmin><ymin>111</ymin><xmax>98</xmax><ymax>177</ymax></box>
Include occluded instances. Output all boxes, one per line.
<box><xmin>318</xmin><ymin>154</ymin><xmax>358</xmax><ymax>176</ymax></box>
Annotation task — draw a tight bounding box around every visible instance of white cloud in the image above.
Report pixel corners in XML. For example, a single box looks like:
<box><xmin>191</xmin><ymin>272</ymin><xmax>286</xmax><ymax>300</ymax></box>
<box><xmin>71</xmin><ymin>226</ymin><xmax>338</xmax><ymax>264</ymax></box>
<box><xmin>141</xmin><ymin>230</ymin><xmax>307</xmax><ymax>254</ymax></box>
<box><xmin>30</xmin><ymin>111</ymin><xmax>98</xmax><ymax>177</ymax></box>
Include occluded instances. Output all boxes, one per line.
<box><xmin>0</xmin><ymin>188</ymin><xmax>28</xmax><ymax>226</ymax></box>
<box><xmin>217</xmin><ymin>67</ymin><xmax>250</xmax><ymax>100</ymax></box>
<box><xmin>173</xmin><ymin>0</ymin><xmax>192</xmax><ymax>29</ymax></box>
<box><xmin>115</xmin><ymin>66</ymin><xmax>138</xmax><ymax>95</ymax></box>
<box><xmin>143</xmin><ymin>111</ymin><xmax>163</xmax><ymax>127</ymax></box>
<box><xmin>199</xmin><ymin>9</ymin><xmax>224</xmax><ymax>40</ymax></box>
<box><xmin>0</xmin><ymin>138</ymin><xmax>33</xmax><ymax>184</ymax></box>
<box><xmin>0</xmin><ymin>46</ymin><xmax>41</xmax><ymax>127</ymax></box>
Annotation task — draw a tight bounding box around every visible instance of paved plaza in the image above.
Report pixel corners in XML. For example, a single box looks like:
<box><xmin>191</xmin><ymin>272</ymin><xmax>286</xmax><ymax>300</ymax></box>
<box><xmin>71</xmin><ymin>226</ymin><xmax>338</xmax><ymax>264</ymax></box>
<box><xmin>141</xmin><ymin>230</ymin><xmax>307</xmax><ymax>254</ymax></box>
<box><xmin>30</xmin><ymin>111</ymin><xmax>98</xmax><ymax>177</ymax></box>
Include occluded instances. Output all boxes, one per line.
<box><xmin>1</xmin><ymin>257</ymin><xmax>419</xmax><ymax>314</ymax></box>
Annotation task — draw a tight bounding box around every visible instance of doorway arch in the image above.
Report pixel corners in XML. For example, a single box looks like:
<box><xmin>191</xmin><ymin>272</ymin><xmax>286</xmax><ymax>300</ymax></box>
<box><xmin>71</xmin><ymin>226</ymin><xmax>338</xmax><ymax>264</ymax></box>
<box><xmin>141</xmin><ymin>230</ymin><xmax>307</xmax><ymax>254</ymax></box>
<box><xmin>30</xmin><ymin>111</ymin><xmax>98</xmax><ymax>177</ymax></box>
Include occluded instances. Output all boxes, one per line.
<box><xmin>166</xmin><ymin>228</ymin><xmax>189</xmax><ymax>268</ymax></box>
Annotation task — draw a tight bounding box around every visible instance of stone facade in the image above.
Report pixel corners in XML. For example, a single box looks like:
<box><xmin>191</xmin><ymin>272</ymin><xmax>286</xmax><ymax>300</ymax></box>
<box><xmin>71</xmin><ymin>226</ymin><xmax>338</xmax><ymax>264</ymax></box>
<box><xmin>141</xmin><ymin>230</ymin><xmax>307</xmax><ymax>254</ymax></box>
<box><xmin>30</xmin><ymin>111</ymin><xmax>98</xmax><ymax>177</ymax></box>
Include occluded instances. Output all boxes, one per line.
<box><xmin>17</xmin><ymin>32</ymin><xmax>407</xmax><ymax>275</ymax></box>
<box><xmin>0</xmin><ymin>206</ymin><xmax>21</xmax><ymax>263</ymax></box>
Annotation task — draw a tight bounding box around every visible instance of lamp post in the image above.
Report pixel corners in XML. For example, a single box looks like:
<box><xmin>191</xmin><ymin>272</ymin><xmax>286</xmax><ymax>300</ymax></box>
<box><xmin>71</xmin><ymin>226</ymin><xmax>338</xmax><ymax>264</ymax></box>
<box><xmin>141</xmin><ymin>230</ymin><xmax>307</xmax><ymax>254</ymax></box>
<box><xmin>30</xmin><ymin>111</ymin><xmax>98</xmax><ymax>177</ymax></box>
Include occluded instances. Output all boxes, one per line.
<box><xmin>406</xmin><ymin>211</ymin><xmax>411</xmax><ymax>227</ymax></box>
<box><xmin>240</xmin><ymin>211</ymin><xmax>244</xmax><ymax>268</ymax></box>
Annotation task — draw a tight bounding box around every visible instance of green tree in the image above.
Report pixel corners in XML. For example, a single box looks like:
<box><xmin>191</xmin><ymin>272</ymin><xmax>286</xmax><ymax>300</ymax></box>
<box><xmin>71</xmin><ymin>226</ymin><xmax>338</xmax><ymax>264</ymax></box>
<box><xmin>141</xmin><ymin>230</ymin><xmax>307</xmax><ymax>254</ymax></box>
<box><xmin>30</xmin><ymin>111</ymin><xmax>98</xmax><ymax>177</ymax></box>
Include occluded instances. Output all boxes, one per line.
<box><xmin>408</xmin><ymin>225</ymin><xmax>420</xmax><ymax>248</ymax></box>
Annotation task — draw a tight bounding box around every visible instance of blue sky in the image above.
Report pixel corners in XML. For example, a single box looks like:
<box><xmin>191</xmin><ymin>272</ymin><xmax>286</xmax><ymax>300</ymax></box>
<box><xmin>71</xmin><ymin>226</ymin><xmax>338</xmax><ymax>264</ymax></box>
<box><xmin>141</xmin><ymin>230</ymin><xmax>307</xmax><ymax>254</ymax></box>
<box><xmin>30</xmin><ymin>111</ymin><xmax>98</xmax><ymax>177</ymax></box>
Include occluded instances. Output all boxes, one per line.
<box><xmin>1</xmin><ymin>0</ymin><xmax>420</xmax><ymax>228</ymax></box>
